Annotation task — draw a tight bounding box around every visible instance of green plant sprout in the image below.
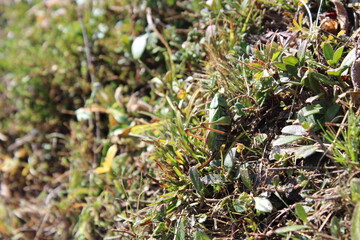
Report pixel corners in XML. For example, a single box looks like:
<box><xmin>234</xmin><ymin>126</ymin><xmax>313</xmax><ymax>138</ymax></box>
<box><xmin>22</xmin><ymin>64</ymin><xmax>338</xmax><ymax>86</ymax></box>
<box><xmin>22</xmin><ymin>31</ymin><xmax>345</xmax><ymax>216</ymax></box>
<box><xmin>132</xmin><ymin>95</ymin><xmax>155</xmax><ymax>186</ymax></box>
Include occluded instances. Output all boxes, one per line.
<box><xmin>185</xmin><ymin>93</ymin><xmax>232</xmax><ymax>169</ymax></box>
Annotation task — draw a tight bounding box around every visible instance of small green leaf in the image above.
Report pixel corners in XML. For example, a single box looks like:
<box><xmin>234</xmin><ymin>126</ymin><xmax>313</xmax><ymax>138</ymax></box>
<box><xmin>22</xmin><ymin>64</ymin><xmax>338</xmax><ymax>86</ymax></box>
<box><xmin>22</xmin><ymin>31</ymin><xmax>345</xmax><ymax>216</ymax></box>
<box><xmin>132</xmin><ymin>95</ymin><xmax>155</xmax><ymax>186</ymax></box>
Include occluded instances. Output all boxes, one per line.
<box><xmin>194</xmin><ymin>231</ymin><xmax>211</xmax><ymax>240</ymax></box>
<box><xmin>273</xmin><ymin>135</ymin><xmax>303</xmax><ymax>146</ymax></box>
<box><xmin>274</xmin><ymin>62</ymin><xmax>287</xmax><ymax>71</ymax></box>
<box><xmin>295</xmin><ymin>204</ymin><xmax>308</xmax><ymax>222</ymax></box>
<box><xmin>274</xmin><ymin>225</ymin><xmax>310</xmax><ymax>234</ymax></box>
<box><xmin>233</xmin><ymin>200</ymin><xmax>246</xmax><ymax>213</ymax></box>
<box><xmin>189</xmin><ymin>167</ymin><xmax>205</xmax><ymax>196</ymax></box>
<box><xmin>332</xmin><ymin>46</ymin><xmax>344</xmax><ymax>64</ymax></box>
<box><xmin>323</xmin><ymin>43</ymin><xmax>334</xmax><ymax>61</ymax></box>
<box><xmin>224</xmin><ymin>148</ymin><xmax>236</xmax><ymax>173</ymax></box>
<box><xmin>297</xmin><ymin>39</ymin><xmax>308</xmax><ymax>65</ymax></box>
<box><xmin>240</xmin><ymin>165</ymin><xmax>253</xmax><ymax>190</ymax></box>
<box><xmin>254</xmin><ymin>197</ymin><xmax>273</xmax><ymax>213</ymax></box>
<box><xmin>282</xmin><ymin>55</ymin><xmax>299</xmax><ymax>66</ymax></box>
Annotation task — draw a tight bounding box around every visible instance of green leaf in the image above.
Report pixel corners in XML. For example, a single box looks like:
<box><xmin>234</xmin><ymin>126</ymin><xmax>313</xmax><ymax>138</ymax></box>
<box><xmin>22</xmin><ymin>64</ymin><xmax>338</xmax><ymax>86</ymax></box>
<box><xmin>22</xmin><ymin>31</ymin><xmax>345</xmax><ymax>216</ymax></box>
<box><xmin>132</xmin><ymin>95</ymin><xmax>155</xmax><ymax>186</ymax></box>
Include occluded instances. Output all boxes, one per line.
<box><xmin>224</xmin><ymin>147</ymin><xmax>236</xmax><ymax>173</ymax></box>
<box><xmin>273</xmin><ymin>135</ymin><xmax>303</xmax><ymax>146</ymax></box>
<box><xmin>233</xmin><ymin>200</ymin><xmax>246</xmax><ymax>213</ymax></box>
<box><xmin>331</xmin><ymin>216</ymin><xmax>340</xmax><ymax>238</ymax></box>
<box><xmin>340</xmin><ymin>48</ymin><xmax>356</xmax><ymax>69</ymax></box>
<box><xmin>254</xmin><ymin>197</ymin><xmax>273</xmax><ymax>213</ymax></box>
<box><xmin>309</xmin><ymin>72</ymin><xmax>336</xmax><ymax>85</ymax></box>
<box><xmin>175</xmin><ymin>218</ymin><xmax>186</xmax><ymax>240</ymax></box>
<box><xmin>282</xmin><ymin>55</ymin><xmax>299</xmax><ymax>66</ymax></box>
<box><xmin>194</xmin><ymin>231</ymin><xmax>211</xmax><ymax>240</ymax></box>
<box><xmin>323</xmin><ymin>43</ymin><xmax>334</xmax><ymax>61</ymax></box>
<box><xmin>189</xmin><ymin>167</ymin><xmax>205</xmax><ymax>196</ymax></box>
<box><xmin>281</xmin><ymin>125</ymin><xmax>307</xmax><ymax>136</ymax></box>
<box><xmin>294</xmin><ymin>145</ymin><xmax>319</xmax><ymax>159</ymax></box>
<box><xmin>332</xmin><ymin>46</ymin><xmax>344</xmax><ymax>64</ymax></box>
<box><xmin>351</xmin><ymin>203</ymin><xmax>360</xmax><ymax>240</ymax></box>
<box><xmin>240</xmin><ymin>165</ymin><xmax>253</xmax><ymax>190</ymax></box>
<box><xmin>201</xmin><ymin>174</ymin><xmax>225</xmax><ymax>185</ymax></box>
<box><xmin>351</xmin><ymin>178</ymin><xmax>360</xmax><ymax>203</ymax></box>
<box><xmin>274</xmin><ymin>62</ymin><xmax>287</xmax><ymax>71</ymax></box>
<box><xmin>295</xmin><ymin>204</ymin><xmax>308</xmax><ymax>222</ymax></box>
<box><xmin>131</xmin><ymin>33</ymin><xmax>149</xmax><ymax>59</ymax></box>
<box><xmin>297</xmin><ymin>39</ymin><xmax>308</xmax><ymax>65</ymax></box>
<box><xmin>298</xmin><ymin>104</ymin><xmax>324</xmax><ymax>117</ymax></box>
<box><xmin>274</xmin><ymin>225</ymin><xmax>310</xmax><ymax>234</ymax></box>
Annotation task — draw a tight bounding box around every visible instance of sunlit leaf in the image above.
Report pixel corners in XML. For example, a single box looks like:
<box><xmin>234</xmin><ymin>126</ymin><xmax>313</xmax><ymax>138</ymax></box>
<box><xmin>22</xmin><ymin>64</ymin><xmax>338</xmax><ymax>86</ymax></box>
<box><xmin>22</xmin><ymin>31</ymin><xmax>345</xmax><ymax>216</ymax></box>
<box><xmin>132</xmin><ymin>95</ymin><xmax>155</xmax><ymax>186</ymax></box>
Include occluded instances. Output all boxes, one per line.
<box><xmin>75</xmin><ymin>108</ymin><xmax>92</xmax><ymax>121</ymax></box>
<box><xmin>295</xmin><ymin>204</ymin><xmax>308</xmax><ymax>222</ymax></box>
<box><xmin>322</xmin><ymin>43</ymin><xmax>334</xmax><ymax>61</ymax></box>
<box><xmin>131</xmin><ymin>33</ymin><xmax>149</xmax><ymax>59</ymax></box>
<box><xmin>294</xmin><ymin>145</ymin><xmax>319</xmax><ymax>159</ymax></box>
<box><xmin>94</xmin><ymin>144</ymin><xmax>118</xmax><ymax>174</ymax></box>
<box><xmin>224</xmin><ymin>147</ymin><xmax>236</xmax><ymax>173</ymax></box>
<box><xmin>272</xmin><ymin>135</ymin><xmax>303</xmax><ymax>146</ymax></box>
<box><xmin>282</xmin><ymin>55</ymin><xmax>299</xmax><ymax>66</ymax></box>
<box><xmin>281</xmin><ymin>125</ymin><xmax>307</xmax><ymax>136</ymax></box>
<box><xmin>274</xmin><ymin>225</ymin><xmax>310</xmax><ymax>234</ymax></box>
<box><xmin>254</xmin><ymin>196</ymin><xmax>273</xmax><ymax>212</ymax></box>
<box><xmin>201</xmin><ymin>174</ymin><xmax>225</xmax><ymax>185</ymax></box>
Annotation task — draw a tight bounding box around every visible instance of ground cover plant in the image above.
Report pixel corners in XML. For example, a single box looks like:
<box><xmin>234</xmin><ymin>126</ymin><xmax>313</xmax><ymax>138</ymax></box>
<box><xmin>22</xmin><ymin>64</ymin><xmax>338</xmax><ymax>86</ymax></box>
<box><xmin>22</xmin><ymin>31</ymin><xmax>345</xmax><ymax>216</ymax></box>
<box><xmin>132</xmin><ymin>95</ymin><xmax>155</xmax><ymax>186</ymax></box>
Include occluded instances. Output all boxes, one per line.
<box><xmin>0</xmin><ymin>0</ymin><xmax>360</xmax><ymax>239</ymax></box>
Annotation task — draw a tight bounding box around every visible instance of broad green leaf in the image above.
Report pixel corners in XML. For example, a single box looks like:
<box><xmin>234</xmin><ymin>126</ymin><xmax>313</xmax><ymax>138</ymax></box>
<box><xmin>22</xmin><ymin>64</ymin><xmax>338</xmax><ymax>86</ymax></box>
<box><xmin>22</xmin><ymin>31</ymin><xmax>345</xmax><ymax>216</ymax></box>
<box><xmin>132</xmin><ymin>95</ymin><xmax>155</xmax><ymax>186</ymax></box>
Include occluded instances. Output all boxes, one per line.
<box><xmin>131</xmin><ymin>33</ymin><xmax>149</xmax><ymax>59</ymax></box>
<box><xmin>272</xmin><ymin>135</ymin><xmax>303</xmax><ymax>146</ymax></box>
<box><xmin>282</xmin><ymin>55</ymin><xmax>299</xmax><ymax>66</ymax></box>
<box><xmin>340</xmin><ymin>48</ymin><xmax>356</xmax><ymax>68</ymax></box>
<box><xmin>254</xmin><ymin>197</ymin><xmax>273</xmax><ymax>213</ymax></box>
<box><xmin>298</xmin><ymin>104</ymin><xmax>324</xmax><ymax>117</ymax></box>
<box><xmin>94</xmin><ymin>144</ymin><xmax>118</xmax><ymax>174</ymax></box>
<box><xmin>295</xmin><ymin>204</ymin><xmax>308</xmax><ymax>222</ymax></box>
<box><xmin>294</xmin><ymin>145</ymin><xmax>319</xmax><ymax>159</ymax></box>
<box><xmin>309</xmin><ymin>71</ymin><xmax>336</xmax><ymax>85</ymax></box>
<box><xmin>281</xmin><ymin>125</ymin><xmax>307</xmax><ymax>136</ymax></box>
<box><xmin>224</xmin><ymin>147</ymin><xmax>236</xmax><ymax>173</ymax></box>
<box><xmin>351</xmin><ymin>203</ymin><xmax>360</xmax><ymax>240</ymax></box>
<box><xmin>351</xmin><ymin>178</ymin><xmax>360</xmax><ymax>203</ymax></box>
<box><xmin>189</xmin><ymin>167</ymin><xmax>205</xmax><ymax>196</ymax></box>
<box><xmin>322</xmin><ymin>43</ymin><xmax>334</xmax><ymax>61</ymax></box>
<box><xmin>274</xmin><ymin>225</ymin><xmax>310</xmax><ymax>234</ymax></box>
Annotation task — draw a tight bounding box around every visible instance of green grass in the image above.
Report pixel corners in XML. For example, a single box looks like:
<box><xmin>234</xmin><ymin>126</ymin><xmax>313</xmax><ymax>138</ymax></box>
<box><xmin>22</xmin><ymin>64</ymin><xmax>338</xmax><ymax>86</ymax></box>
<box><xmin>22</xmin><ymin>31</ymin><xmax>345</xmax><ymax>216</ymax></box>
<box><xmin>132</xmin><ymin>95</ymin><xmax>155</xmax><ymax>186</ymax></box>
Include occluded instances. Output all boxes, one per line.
<box><xmin>0</xmin><ymin>0</ymin><xmax>359</xmax><ymax>239</ymax></box>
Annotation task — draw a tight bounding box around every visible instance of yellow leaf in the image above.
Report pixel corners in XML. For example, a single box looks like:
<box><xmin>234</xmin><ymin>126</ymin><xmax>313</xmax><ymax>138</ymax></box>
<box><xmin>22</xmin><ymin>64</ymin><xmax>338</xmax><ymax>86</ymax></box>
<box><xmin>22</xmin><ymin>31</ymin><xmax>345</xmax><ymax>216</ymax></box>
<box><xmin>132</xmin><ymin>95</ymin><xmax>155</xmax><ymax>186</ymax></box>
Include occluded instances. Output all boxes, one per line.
<box><xmin>94</xmin><ymin>144</ymin><xmax>118</xmax><ymax>174</ymax></box>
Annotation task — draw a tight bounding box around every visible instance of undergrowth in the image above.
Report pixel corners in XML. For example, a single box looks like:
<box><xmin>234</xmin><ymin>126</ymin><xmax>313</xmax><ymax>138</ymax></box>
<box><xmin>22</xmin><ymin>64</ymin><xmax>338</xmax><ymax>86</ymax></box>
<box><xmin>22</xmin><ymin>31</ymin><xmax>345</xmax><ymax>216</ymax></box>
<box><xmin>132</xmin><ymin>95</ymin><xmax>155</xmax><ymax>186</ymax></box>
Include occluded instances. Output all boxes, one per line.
<box><xmin>0</xmin><ymin>0</ymin><xmax>359</xmax><ymax>239</ymax></box>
